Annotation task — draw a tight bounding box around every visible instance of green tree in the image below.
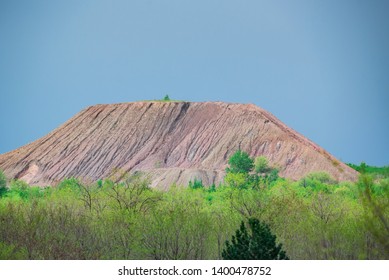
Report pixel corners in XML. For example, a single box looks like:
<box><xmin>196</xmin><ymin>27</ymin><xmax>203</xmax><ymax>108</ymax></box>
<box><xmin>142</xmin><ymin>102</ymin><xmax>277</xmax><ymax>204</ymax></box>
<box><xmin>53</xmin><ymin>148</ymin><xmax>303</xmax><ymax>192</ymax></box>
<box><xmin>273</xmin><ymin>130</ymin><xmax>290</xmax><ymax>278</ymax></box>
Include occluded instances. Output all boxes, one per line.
<box><xmin>359</xmin><ymin>162</ymin><xmax>367</xmax><ymax>174</ymax></box>
<box><xmin>254</xmin><ymin>156</ymin><xmax>269</xmax><ymax>174</ymax></box>
<box><xmin>222</xmin><ymin>218</ymin><xmax>288</xmax><ymax>260</ymax></box>
<box><xmin>266</xmin><ymin>168</ymin><xmax>279</xmax><ymax>184</ymax></box>
<box><xmin>226</xmin><ymin>150</ymin><xmax>254</xmax><ymax>174</ymax></box>
<box><xmin>358</xmin><ymin>174</ymin><xmax>389</xmax><ymax>258</ymax></box>
<box><xmin>163</xmin><ymin>94</ymin><xmax>170</xmax><ymax>101</ymax></box>
<box><xmin>0</xmin><ymin>170</ymin><xmax>7</xmax><ymax>197</ymax></box>
<box><xmin>224</xmin><ymin>173</ymin><xmax>247</xmax><ymax>189</ymax></box>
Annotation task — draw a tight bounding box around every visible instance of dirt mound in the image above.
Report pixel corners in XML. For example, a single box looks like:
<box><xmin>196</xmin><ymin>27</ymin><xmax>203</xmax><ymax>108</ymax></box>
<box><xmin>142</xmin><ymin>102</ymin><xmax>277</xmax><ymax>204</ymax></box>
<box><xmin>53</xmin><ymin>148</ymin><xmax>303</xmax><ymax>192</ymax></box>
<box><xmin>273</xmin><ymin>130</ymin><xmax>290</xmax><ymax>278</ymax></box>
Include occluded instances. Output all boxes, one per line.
<box><xmin>0</xmin><ymin>101</ymin><xmax>358</xmax><ymax>187</ymax></box>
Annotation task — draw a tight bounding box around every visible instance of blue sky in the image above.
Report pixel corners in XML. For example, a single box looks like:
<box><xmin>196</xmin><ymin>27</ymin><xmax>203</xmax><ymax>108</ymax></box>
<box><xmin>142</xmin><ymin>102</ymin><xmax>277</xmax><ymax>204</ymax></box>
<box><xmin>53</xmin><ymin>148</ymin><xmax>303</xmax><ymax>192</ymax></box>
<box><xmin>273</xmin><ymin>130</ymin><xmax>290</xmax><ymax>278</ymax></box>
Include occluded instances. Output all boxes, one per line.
<box><xmin>0</xmin><ymin>0</ymin><xmax>388</xmax><ymax>165</ymax></box>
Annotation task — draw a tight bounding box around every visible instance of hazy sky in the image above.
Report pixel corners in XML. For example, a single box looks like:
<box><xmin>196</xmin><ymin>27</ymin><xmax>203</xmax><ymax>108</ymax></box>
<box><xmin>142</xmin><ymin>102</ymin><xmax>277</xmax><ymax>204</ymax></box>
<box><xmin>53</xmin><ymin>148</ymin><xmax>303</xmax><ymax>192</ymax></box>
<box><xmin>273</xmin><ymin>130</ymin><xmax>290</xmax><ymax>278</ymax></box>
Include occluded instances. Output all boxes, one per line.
<box><xmin>0</xmin><ymin>0</ymin><xmax>388</xmax><ymax>165</ymax></box>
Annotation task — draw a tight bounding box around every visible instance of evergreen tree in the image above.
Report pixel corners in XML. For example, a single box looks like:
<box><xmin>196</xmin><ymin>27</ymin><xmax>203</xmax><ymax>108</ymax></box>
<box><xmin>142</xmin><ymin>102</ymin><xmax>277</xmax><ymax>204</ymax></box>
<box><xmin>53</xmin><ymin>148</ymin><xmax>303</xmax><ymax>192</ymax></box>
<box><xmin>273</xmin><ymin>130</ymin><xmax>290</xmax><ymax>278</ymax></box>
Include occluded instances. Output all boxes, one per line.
<box><xmin>222</xmin><ymin>218</ymin><xmax>288</xmax><ymax>260</ymax></box>
<box><xmin>163</xmin><ymin>94</ymin><xmax>170</xmax><ymax>101</ymax></box>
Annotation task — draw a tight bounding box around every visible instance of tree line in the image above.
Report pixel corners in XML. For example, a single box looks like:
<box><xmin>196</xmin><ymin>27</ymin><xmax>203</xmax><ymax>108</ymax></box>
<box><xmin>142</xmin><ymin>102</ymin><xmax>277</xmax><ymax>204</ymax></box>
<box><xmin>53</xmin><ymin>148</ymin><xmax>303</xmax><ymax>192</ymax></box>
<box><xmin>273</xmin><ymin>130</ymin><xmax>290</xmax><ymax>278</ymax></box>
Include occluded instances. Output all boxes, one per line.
<box><xmin>0</xmin><ymin>151</ymin><xmax>388</xmax><ymax>259</ymax></box>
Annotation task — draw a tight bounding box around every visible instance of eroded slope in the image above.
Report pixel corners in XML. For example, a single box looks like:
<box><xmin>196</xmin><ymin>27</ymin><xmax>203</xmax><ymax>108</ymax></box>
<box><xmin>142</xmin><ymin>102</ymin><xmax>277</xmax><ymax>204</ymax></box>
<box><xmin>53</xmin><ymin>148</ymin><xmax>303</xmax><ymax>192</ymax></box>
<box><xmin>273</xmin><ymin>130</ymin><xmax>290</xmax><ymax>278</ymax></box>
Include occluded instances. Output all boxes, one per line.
<box><xmin>0</xmin><ymin>102</ymin><xmax>358</xmax><ymax>187</ymax></box>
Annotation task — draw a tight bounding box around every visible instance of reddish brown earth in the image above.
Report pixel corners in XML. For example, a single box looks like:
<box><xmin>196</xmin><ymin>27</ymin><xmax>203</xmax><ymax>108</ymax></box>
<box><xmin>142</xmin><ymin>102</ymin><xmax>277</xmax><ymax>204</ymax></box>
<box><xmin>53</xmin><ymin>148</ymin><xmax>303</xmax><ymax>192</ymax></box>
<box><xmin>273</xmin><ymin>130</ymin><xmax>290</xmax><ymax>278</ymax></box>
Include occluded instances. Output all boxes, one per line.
<box><xmin>0</xmin><ymin>101</ymin><xmax>358</xmax><ymax>188</ymax></box>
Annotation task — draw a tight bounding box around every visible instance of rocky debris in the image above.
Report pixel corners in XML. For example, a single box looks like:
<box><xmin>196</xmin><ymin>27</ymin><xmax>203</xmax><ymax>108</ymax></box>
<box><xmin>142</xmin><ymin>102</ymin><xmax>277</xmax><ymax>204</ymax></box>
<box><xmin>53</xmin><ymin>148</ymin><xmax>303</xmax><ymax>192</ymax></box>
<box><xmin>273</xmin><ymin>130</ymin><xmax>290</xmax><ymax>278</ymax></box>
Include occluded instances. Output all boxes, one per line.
<box><xmin>0</xmin><ymin>101</ymin><xmax>358</xmax><ymax>187</ymax></box>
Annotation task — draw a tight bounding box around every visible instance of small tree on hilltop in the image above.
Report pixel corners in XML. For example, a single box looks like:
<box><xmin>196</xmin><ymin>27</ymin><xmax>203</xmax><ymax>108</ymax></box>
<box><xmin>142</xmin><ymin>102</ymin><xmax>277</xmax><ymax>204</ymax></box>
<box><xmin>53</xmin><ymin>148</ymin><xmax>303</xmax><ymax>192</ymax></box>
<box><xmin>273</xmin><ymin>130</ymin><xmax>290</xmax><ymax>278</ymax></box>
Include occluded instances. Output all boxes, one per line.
<box><xmin>222</xmin><ymin>218</ymin><xmax>289</xmax><ymax>260</ymax></box>
<box><xmin>163</xmin><ymin>94</ymin><xmax>170</xmax><ymax>101</ymax></box>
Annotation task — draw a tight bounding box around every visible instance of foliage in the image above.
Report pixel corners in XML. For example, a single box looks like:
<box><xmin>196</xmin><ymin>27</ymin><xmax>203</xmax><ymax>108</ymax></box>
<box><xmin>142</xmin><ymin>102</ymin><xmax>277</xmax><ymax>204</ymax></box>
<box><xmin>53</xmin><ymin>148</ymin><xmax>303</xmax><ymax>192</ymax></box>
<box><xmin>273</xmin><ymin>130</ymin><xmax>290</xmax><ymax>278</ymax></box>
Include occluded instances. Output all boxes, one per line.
<box><xmin>254</xmin><ymin>156</ymin><xmax>270</xmax><ymax>174</ymax></box>
<box><xmin>306</xmin><ymin>172</ymin><xmax>337</xmax><ymax>185</ymax></box>
<box><xmin>358</xmin><ymin>174</ymin><xmax>389</xmax><ymax>258</ymax></box>
<box><xmin>299</xmin><ymin>172</ymin><xmax>337</xmax><ymax>189</ymax></box>
<box><xmin>0</xmin><ymin>163</ymin><xmax>388</xmax><ymax>260</ymax></box>
<box><xmin>0</xmin><ymin>242</ymin><xmax>28</xmax><ymax>260</ymax></box>
<box><xmin>226</xmin><ymin>150</ymin><xmax>253</xmax><ymax>174</ymax></box>
<box><xmin>7</xmin><ymin>179</ymin><xmax>36</xmax><ymax>200</ymax></box>
<box><xmin>140</xmin><ymin>187</ymin><xmax>213</xmax><ymax>259</ymax></box>
<box><xmin>0</xmin><ymin>170</ymin><xmax>7</xmax><ymax>197</ymax></box>
<box><xmin>56</xmin><ymin>177</ymin><xmax>82</xmax><ymax>190</ymax></box>
<box><xmin>348</xmin><ymin>162</ymin><xmax>389</xmax><ymax>178</ymax></box>
<box><xmin>189</xmin><ymin>179</ymin><xmax>204</xmax><ymax>189</ymax></box>
<box><xmin>163</xmin><ymin>94</ymin><xmax>170</xmax><ymax>101</ymax></box>
<box><xmin>224</xmin><ymin>172</ymin><xmax>248</xmax><ymax>189</ymax></box>
<box><xmin>264</xmin><ymin>168</ymin><xmax>280</xmax><ymax>185</ymax></box>
<box><xmin>225</xmin><ymin>153</ymin><xmax>280</xmax><ymax>189</ymax></box>
<box><xmin>222</xmin><ymin>218</ymin><xmax>288</xmax><ymax>260</ymax></box>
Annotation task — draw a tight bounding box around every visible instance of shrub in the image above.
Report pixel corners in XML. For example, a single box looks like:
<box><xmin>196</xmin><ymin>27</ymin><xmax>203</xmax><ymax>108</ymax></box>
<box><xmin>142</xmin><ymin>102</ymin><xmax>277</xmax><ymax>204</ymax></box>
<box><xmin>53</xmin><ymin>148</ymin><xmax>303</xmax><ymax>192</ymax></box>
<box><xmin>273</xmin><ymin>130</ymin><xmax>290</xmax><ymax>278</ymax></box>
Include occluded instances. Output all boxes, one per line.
<box><xmin>299</xmin><ymin>172</ymin><xmax>337</xmax><ymax>189</ymax></box>
<box><xmin>189</xmin><ymin>179</ymin><xmax>204</xmax><ymax>189</ymax></box>
<box><xmin>307</xmin><ymin>172</ymin><xmax>336</xmax><ymax>184</ymax></box>
<box><xmin>8</xmin><ymin>179</ymin><xmax>30</xmax><ymax>199</ymax></box>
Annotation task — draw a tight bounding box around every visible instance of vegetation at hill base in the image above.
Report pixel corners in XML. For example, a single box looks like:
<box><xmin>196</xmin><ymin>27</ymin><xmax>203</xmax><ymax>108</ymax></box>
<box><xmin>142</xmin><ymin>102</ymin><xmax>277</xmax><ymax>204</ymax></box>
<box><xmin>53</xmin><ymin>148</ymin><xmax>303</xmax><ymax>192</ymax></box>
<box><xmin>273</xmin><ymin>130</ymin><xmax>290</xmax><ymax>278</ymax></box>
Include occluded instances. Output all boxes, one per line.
<box><xmin>347</xmin><ymin>162</ymin><xmax>389</xmax><ymax>178</ymax></box>
<box><xmin>0</xmin><ymin>152</ymin><xmax>388</xmax><ymax>260</ymax></box>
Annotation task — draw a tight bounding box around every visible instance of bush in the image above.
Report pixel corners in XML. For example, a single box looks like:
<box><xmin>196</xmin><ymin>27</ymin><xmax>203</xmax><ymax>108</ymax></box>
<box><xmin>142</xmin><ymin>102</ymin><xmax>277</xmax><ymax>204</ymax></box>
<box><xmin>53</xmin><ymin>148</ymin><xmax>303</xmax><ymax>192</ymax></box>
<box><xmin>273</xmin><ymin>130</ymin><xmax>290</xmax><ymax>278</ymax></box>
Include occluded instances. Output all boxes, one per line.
<box><xmin>299</xmin><ymin>172</ymin><xmax>337</xmax><ymax>189</ymax></box>
<box><xmin>8</xmin><ymin>179</ymin><xmax>30</xmax><ymax>199</ymax></box>
<box><xmin>306</xmin><ymin>172</ymin><xmax>336</xmax><ymax>184</ymax></box>
<box><xmin>189</xmin><ymin>179</ymin><xmax>204</xmax><ymax>189</ymax></box>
